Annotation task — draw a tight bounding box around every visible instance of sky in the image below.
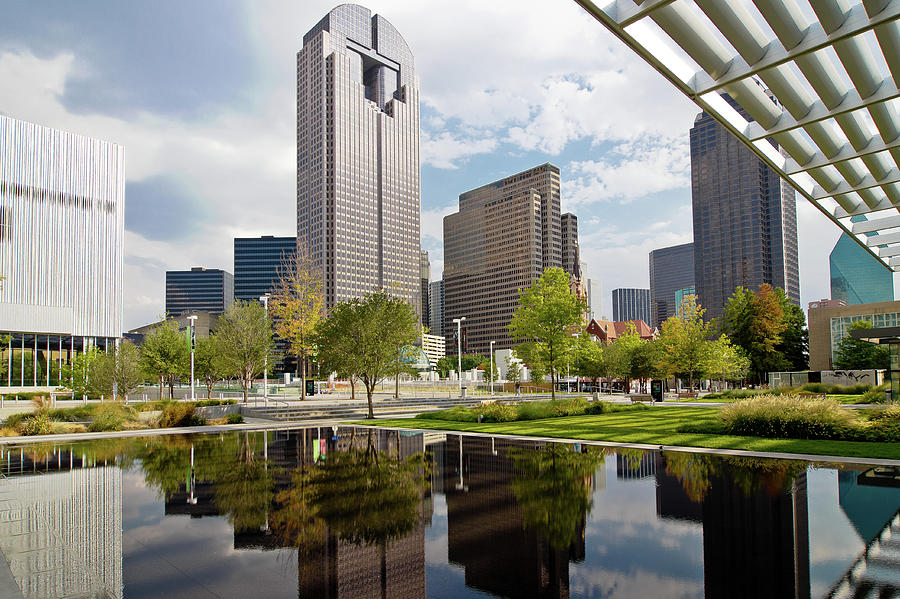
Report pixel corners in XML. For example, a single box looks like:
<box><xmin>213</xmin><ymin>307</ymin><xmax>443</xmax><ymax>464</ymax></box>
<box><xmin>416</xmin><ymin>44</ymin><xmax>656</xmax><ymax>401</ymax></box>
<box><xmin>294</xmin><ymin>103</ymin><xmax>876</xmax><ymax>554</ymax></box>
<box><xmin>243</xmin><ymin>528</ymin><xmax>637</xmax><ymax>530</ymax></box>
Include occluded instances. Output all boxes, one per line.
<box><xmin>0</xmin><ymin>0</ymin><xmax>856</xmax><ymax>329</ymax></box>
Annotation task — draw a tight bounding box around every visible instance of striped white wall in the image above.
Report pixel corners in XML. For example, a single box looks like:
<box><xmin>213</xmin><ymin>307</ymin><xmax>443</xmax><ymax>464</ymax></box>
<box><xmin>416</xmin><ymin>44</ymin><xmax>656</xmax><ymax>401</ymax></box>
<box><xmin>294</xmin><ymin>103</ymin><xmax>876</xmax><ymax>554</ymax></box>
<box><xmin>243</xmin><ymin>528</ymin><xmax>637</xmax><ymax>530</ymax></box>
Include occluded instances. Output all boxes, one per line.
<box><xmin>0</xmin><ymin>115</ymin><xmax>124</xmax><ymax>338</ymax></box>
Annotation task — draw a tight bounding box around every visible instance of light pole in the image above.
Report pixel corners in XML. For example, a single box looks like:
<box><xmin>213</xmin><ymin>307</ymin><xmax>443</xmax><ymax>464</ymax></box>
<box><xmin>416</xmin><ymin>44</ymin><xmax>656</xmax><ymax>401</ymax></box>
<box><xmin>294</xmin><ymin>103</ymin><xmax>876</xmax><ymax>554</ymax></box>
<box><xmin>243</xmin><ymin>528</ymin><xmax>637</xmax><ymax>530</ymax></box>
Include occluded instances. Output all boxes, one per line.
<box><xmin>452</xmin><ymin>317</ymin><xmax>465</xmax><ymax>397</ymax></box>
<box><xmin>489</xmin><ymin>340</ymin><xmax>495</xmax><ymax>396</ymax></box>
<box><xmin>187</xmin><ymin>315</ymin><xmax>197</xmax><ymax>401</ymax></box>
<box><xmin>260</xmin><ymin>295</ymin><xmax>269</xmax><ymax>406</ymax></box>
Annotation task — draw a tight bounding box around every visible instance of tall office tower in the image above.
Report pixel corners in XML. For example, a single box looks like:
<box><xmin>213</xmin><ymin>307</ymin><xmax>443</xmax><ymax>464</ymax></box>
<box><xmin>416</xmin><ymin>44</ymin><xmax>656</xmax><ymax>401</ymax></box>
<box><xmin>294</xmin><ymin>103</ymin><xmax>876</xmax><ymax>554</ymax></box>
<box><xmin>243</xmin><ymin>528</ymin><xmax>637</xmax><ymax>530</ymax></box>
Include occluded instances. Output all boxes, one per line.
<box><xmin>429</xmin><ymin>279</ymin><xmax>444</xmax><ymax>337</ymax></box>
<box><xmin>420</xmin><ymin>250</ymin><xmax>430</xmax><ymax>328</ymax></box>
<box><xmin>561</xmin><ymin>213</ymin><xmax>580</xmax><ymax>278</ymax></box>
<box><xmin>649</xmin><ymin>242</ymin><xmax>695</xmax><ymax>329</ymax></box>
<box><xmin>0</xmin><ymin>115</ymin><xmax>124</xmax><ymax>388</ymax></box>
<box><xmin>443</xmin><ymin>164</ymin><xmax>561</xmax><ymax>355</ymax></box>
<box><xmin>691</xmin><ymin>98</ymin><xmax>800</xmax><ymax>321</ymax></box>
<box><xmin>830</xmin><ymin>234</ymin><xmax>893</xmax><ymax>305</ymax></box>
<box><xmin>297</xmin><ymin>4</ymin><xmax>421</xmax><ymax>315</ymax></box>
<box><xmin>586</xmin><ymin>278</ymin><xmax>602</xmax><ymax>321</ymax></box>
<box><xmin>233</xmin><ymin>236</ymin><xmax>297</xmax><ymax>302</ymax></box>
<box><xmin>612</xmin><ymin>288</ymin><xmax>651</xmax><ymax>323</ymax></box>
<box><xmin>165</xmin><ymin>268</ymin><xmax>234</xmax><ymax>316</ymax></box>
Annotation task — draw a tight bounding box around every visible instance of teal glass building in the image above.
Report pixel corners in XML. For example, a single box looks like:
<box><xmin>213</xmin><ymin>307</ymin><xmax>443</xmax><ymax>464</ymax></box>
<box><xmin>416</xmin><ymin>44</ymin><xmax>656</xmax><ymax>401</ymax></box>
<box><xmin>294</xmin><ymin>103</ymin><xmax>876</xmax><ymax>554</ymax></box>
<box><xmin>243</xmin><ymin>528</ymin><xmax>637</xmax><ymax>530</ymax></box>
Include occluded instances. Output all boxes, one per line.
<box><xmin>830</xmin><ymin>233</ymin><xmax>893</xmax><ymax>305</ymax></box>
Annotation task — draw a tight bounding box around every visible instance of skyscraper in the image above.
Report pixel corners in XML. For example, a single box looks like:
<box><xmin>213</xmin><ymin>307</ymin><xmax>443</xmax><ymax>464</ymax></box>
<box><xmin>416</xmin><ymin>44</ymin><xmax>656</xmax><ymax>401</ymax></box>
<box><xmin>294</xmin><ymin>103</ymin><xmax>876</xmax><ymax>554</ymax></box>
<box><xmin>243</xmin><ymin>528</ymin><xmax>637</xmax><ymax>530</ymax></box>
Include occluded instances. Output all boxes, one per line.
<box><xmin>611</xmin><ymin>288</ymin><xmax>651</xmax><ymax>323</ymax></box>
<box><xmin>830</xmin><ymin>233</ymin><xmax>893</xmax><ymax>305</ymax></box>
<box><xmin>649</xmin><ymin>242</ymin><xmax>695</xmax><ymax>329</ymax></box>
<box><xmin>420</xmin><ymin>250</ymin><xmax>430</xmax><ymax>328</ymax></box>
<box><xmin>297</xmin><ymin>4</ymin><xmax>420</xmax><ymax>313</ymax></box>
<box><xmin>691</xmin><ymin>97</ymin><xmax>800</xmax><ymax>321</ymax></box>
<box><xmin>0</xmin><ymin>114</ymin><xmax>124</xmax><ymax>388</ymax></box>
<box><xmin>561</xmin><ymin>213</ymin><xmax>580</xmax><ymax>278</ymax></box>
<box><xmin>443</xmin><ymin>163</ymin><xmax>561</xmax><ymax>355</ymax></box>
<box><xmin>233</xmin><ymin>236</ymin><xmax>297</xmax><ymax>302</ymax></box>
<box><xmin>586</xmin><ymin>278</ymin><xmax>603</xmax><ymax>321</ymax></box>
<box><xmin>165</xmin><ymin>268</ymin><xmax>234</xmax><ymax>316</ymax></box>
<box><xmin>429</xmin><ymin>280</ymin><xmax>444</xmax><ymax>337</ymax></box>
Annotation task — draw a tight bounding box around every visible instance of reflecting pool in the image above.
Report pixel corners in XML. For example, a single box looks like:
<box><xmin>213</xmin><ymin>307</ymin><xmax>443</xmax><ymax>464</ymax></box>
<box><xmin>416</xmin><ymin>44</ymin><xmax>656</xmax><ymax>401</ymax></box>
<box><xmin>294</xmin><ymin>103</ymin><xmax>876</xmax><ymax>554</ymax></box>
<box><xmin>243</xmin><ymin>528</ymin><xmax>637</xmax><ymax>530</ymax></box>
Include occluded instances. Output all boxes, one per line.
<box><xmin>0</xmin><ymin>427</ymin><xmax>897</xmax><ymax>598</ymax></box>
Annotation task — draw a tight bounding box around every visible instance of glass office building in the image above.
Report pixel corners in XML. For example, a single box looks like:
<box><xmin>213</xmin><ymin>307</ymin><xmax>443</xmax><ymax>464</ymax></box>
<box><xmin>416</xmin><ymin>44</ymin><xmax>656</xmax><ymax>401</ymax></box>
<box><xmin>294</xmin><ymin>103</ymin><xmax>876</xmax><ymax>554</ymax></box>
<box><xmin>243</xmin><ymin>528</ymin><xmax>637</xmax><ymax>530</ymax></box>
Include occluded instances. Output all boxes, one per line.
<box><xmin>830</xmin><ymin>233</ymin><xmax>893</xmax><ymax>306</ymax></box>
<box><xmin>0</xmin><ymin>115</ymin><xmax>124</xmax><ymax>388</ymax></box>
<box><xmin>649</xmin><ymin>242</ymin><xmax>695</xmax><ymax>329</ymax></box>
<box><xmin>691</xmin><ymin>97</ymin><xmax>800</xmax><ymax>322</ymax></box>
<box><xmin>165</xmin><ymin>268</ymin><xmax>234</xmax><ymax>316</ymax></box>
<box><xmin>234</xmin><ymin>236</ymin><xmax>297</xmax><ymax>302</ymax></box>
<box><xmin>611</xmin><ymin>288</ymin><xmax>651</xmax><ymax>324</ymax></box>
<box><xmin>297</xmin><ymin>5</ymin><xmax>421</xmax><ymax>314</ymax></box>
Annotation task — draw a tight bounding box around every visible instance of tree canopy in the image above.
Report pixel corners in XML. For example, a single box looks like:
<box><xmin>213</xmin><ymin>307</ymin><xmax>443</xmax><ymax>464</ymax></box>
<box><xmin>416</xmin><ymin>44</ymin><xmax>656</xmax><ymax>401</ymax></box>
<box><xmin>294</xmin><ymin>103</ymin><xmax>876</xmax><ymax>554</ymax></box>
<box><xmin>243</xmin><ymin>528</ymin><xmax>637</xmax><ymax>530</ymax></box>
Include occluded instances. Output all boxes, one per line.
<box><xmin>833</xmin><ymin>321</ymin><xmax>890</xmax><ymax>370</ymax></box>
<box><xmin>655</xmin><ymin>295</ymin><xmax>715</xmax><ymax>391</ymax></box>
<box><xmin>215</xmin><ymin>300</ymin><xmax>273</xmax><ymax>402</ymax></box>
<box><xmin>508</xmin><ymin>267</ymin><xmax>587</xmax><ymax>399</ymax></box>
<box><xmin>139</xmin><ymin>319</ymin><xmax>189</xmax><ymax>400</ymax></box>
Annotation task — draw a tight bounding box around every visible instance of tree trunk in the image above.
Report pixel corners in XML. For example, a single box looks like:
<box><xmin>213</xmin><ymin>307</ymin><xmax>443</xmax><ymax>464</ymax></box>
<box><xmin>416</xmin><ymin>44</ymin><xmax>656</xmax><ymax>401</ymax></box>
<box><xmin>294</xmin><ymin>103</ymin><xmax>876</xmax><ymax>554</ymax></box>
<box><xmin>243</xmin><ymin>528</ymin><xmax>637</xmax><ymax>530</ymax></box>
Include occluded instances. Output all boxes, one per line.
<box><xmin>300</xmin><ymin>356</ymin><xmax>306</xmax><ymax>401</ymax></box>
<box><xmin>242</xmin><ymin>375</ymin><xmax>249</xmax><ymax>403</ymax></box>
<box><xmin>394</xmin><ymin>371</ymin><xmax>399</xmax><ymax>399</ymax></box>
<box><xmin>350</xmin><ymin>377</ymin><xmax>356</xmax><ymax>400</ymax></box>
<box><xmin>168</xmin><ymin>376</ymin><xmax>175</xmax><ymax>399</ymax></box>
<box><xmin>206</xmin><ymin>379</ymin><xmax>213</xmax><ymax>400</ymax></box>
<box><xmin>551</xmin><ymin>367</ymin><xmax>556</xmax><ymax>400</ymax></box>
<box><xmin>366</xmin><ymin>383</ymin><xmax>375</xmax><ymax>419</ymax></box>
<box><xmin>159</xmin><ymin>375</ymin><xmax>164</xmax><ymax>401</ymax></box>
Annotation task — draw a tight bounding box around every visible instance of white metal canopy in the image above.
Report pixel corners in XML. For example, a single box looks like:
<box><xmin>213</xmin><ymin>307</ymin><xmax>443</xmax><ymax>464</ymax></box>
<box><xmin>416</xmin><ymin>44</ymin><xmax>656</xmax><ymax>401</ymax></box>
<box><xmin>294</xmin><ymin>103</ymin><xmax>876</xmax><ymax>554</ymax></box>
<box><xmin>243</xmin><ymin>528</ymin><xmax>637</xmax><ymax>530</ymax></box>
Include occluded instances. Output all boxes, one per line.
<box><xmin>576</xmin><ymin>0</ymin><xmax>900</xmax><ymax>270</ymax></box>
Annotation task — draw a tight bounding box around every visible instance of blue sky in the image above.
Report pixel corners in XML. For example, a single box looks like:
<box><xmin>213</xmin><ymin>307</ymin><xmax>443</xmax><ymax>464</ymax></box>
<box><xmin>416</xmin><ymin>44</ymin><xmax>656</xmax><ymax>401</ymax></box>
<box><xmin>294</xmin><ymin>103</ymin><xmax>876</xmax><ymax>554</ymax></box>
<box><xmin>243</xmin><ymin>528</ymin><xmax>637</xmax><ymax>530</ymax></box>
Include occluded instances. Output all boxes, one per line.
<box><xmin>0</xmin><ymin>0</ymin><xmax>847</xmax><ymax>328</ymax></box>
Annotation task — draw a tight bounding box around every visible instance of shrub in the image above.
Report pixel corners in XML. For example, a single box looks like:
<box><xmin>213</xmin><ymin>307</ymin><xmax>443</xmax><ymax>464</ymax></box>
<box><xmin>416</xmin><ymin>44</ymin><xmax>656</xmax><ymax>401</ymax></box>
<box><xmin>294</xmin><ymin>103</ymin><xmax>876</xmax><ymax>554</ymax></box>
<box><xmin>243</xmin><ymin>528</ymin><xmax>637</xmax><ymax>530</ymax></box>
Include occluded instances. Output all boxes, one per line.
<box><xmin>720</xmin><ymin>395</ymin><xmax>858</xmax><ymax>440</ymax></box>
<box><xmin>478</xmin><ymin>403</ymin><xmax>518</xmax><ymax>422</ymax></box>
<box><xmin>3</xmin><ymin>413</ymin><xmax>28</xmax><ymax>430</ymax></box>
<box><xmin>195</xmin><ymin>399</ymin><xmax>238</xmax><ymax>407</ymax></box>
<box><xmin>861</xmin><ymin>405</ymin><xmax>900</xmax><ymax>441</ymax></box>
<box><xmin>88</xmin><ymin>402</ymin><xmax>138</xmax><ymax>432</ymax></box>
<box><xmin>21</xmin><ymin>413</ymin><xmax>53</xmax><ymax>436</ymax></box>
<box><xmin>157</xmin><ymin>403</ymin><xmax>207</xmax><ymax>428</ymax></box>
<box><xmin>801</xmin><ymin>382</ymin><xmax>871</xmax><ymax>395</ymax></box>
<box><xmin>46</xmin><ymin>405</ymin><xmax>96</xmax><ymax>422</ymax></box>
<box><xmin>226</xmin><ymin>413</ymin><xmax>244</xmax><ymax>424</ymax></box>
<box><xmin>860</xmin><ymin>383</ymin><xmax>890</xmax><ymax>404</ymax></box>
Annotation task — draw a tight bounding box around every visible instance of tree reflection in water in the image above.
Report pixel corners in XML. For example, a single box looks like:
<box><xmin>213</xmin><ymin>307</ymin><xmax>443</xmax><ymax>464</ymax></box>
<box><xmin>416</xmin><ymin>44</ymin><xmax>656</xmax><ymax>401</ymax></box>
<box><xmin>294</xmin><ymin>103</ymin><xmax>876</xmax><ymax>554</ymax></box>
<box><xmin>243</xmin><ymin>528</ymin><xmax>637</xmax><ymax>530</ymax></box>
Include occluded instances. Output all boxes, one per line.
<box><xmin>663</xmin><ymin>451</ymin><xmax>807</xmax><ymax>502</ymax></box>
<box><xmin>509</xmin><ymin>444</ymin><xmax>604</xmax><ymax>549</ymax></box>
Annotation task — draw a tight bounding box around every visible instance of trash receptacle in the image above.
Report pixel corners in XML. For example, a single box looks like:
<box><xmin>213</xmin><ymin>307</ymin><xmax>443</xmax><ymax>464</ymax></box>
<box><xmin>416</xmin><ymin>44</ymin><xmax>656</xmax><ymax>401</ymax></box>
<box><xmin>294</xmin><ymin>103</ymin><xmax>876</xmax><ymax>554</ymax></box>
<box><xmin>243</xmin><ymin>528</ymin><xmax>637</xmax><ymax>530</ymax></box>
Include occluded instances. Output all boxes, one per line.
<box><xmin>650</xmin><ymin>380</ymin><xmax>663</xmax><ymax>402</ymax></box>
<box><xmin>460</xmin><ymin>386</ymin><xmax>467</xmax><ymax>398</ymax></box>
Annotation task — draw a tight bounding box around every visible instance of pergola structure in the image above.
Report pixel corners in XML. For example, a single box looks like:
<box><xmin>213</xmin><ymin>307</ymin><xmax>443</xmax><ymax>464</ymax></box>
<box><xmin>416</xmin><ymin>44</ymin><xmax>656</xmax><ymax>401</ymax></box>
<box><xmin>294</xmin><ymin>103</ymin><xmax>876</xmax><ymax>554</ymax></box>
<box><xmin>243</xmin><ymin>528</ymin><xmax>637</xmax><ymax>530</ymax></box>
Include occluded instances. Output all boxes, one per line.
<box><xmin>576</xmin><ymin>0</ymin><xmax>900</xmax><ymax>269</ymax></box>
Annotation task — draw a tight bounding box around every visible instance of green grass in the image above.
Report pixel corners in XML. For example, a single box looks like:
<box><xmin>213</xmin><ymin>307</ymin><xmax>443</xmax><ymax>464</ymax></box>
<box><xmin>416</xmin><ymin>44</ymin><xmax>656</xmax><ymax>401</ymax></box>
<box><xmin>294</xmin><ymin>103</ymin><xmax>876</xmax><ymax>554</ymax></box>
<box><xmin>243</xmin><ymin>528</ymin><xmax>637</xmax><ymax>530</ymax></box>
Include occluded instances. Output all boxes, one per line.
<box><xmin>361</xmin><ymin>406</ymin><xmax>900</xmax><ymax>460</ymax></box>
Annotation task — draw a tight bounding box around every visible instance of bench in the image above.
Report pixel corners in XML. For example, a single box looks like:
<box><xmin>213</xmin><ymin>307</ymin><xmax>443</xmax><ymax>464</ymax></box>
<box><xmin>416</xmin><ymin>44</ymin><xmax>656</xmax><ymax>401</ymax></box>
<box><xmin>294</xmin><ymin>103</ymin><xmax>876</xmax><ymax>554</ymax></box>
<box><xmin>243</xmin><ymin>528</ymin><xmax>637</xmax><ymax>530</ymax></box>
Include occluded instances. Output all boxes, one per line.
<box><xmin>628</xmin><ymin>394</ymin><xmax>654</xmax><ymax>403</ymax></box>
<box><xmin>677</xmin><ymin>392</ymin><xmax>698</xmax><ymax>400</ymax></box>
<box><xmin>798</xmin><ymin>392</ymin><xmax>827</xmax><ymax>400</ymax></box>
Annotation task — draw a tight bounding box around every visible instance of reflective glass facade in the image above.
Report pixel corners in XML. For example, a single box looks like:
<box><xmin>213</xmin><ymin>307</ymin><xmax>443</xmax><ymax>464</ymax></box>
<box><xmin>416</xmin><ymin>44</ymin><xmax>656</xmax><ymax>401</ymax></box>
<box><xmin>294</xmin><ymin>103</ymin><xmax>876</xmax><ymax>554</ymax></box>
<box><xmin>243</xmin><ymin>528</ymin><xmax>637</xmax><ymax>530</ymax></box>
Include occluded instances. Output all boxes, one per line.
<box><xmin>1</xmin><ymin>335</ymin><xmax>112</xmax><ymax>388</ymax></box>
<box><xmin>691</xmin><ymin>97</ymin><xmax>800</xmax><ymax>322</ymax></box>
<box><xmin>611</xmin><ymin>288</ymin><xmax>651</xmax><ymax>324</ymax></box>
<box><xmin>561</xmin><ymin>213</ymin><xmax>580</xmax><ymax>278</ymax></box>
<box><xmin>829</xmin><ymin>312</ymin><xmax>900</xmax><ymax>365</ymax></box>
<box><xmin>233</xmin><ymin>236</ymin><xmax>296</xmax><ymax>302</ymax></box>
<box><xmin>830</xmin><ymin>233</ymin><xmax>893</xmax><ymax>306</ymax></box>
<box><xmin>429</xmin><ymin>280</ymin><xmax>444</xmax><ymax>338</ymax></box>
<box><xmin>649</xmin><ymin>242</ymin><xmax>695</xmax><ymax>329</ymax></box>
<box><xmin>297</xmin><ymin>5</ymin><xmax>420</xmax><ymax>314</ymax></box>
<box><xmin>165</xmin><ymin>268</ymin><xmax>234</xmax><ymax>316</ymax></box>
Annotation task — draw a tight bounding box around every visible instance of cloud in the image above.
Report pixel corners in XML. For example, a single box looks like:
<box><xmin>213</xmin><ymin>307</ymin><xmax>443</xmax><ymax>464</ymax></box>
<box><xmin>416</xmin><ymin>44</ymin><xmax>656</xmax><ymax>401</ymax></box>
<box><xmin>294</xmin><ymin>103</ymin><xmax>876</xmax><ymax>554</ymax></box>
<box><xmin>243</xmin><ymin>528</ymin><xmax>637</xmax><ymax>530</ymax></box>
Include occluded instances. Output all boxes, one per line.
<box><xmin>422</xmin><ymin>130</ymin><xmax>499</xmax><ymax>169</ymax></box>
<box><xmin>125</xmin><ymin>175</ymin><xmax>208</xmax><ymax>241</ymax></box>
<box><xmin>565</xmin><ymin>136</ymin><xmax>691</xmax><ymax>207</ymax></box>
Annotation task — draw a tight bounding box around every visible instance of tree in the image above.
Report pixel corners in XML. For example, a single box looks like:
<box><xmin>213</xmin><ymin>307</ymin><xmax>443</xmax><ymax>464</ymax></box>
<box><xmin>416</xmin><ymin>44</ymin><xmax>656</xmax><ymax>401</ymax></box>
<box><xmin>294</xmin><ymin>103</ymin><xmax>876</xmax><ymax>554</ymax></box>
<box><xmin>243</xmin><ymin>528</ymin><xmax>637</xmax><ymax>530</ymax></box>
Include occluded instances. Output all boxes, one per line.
<box><xmin>604</xmin><ymin>323</ymin><xmax>647</xmax><ymax>393</ymax></box>
<box><xmin>722</xmin><ymin>284</ymin><xmax>790</xmax><ymax>383</ymax></box>
<box><xmin>435</xmin><ymin>356</ymin><xmax>454</xmax><ymax>379</ymax></box>
<box><xmin>139</xmin><ymin>319</ymin><xmax>189</xmax><ymax>400</ymax></box>
<box><xmin>61</xmin><ymin>348</ymin><xmax>101</xmax><ymax>399</ymax></box>
<box><xmin>269</xmin><ymin>247</ymin><xmax>324</xmax><ymax>401</ymax></box>
<box><xmin>505</xmin><ymin>354</ymin><xmax>522</xmax><ymax>391</ymax></box>
<box><xmin>776</xmin><ymin>295</ymin><xmax>809</xmax><ymax>371</ymax></box>
<box><xmin>833</xmin><ymin>321</ymin><xmax>890</xmax><ymax>370</ymax></box>
<box><xmin>91</xmin><ymin>341</ymin><xmax>144</xmax><ymax>400</ymax></box>
<box><xmin>508</xmin><ymin>267</ymin><xmax>587</xmax><ymax>400</ymax></box>
<box><xmin>216</xmin><ymin>301</ymin><xmax>273</xmax><ymax>402</ymax></box>
<box><xmin>315</xmin><ymin>291</ymin><xmax>419</xmax><ymax>418</ymax></box>
<box><xmin>573</xmin><ymin>334</ymin><xmax>604</xmax><ymax>389</ymax></box>
<box><xmin>194</xmin><ymin>336</ymin><xmax>227</xmax><ymax>400</ymax></box>
<box><xmin>703</xmin><ymin>335</ymin><xmax>750</xmax><ymax>390</ymax></box>
<box><xmin>655</xmin><ymin>295</ymin><xmax>715</xmax><ymax>391</ymax></box>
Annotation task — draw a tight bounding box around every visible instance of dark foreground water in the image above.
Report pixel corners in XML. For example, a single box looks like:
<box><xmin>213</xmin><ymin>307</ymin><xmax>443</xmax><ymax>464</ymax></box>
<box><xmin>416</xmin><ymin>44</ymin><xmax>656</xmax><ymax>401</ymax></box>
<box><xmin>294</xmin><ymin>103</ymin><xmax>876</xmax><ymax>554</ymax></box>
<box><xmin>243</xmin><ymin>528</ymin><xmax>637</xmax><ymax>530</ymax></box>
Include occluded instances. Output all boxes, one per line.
<box><xmin>0</xmin><ymin>427</ymin><xmax>897</xmax><ymax>599</ymax></box>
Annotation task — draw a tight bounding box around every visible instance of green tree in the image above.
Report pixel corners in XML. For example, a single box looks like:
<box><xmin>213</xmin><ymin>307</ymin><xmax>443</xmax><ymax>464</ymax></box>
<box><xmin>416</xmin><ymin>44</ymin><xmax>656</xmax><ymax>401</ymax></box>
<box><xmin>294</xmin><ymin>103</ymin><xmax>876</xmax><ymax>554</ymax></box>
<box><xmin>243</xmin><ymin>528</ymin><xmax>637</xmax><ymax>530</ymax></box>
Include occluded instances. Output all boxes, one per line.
<box><xmin>194</xmin><ymin>336</ymin><xmax>227</xmax><ymax>400</ymax></box>
<box><xmin>722</xmin><ymin>284</ymin><xmax>790</xmax><ymax>383</ymax></box>
<box><xmin>703</xmin><ymin>335</ymin><xmax>750</xmax><ymax>389</ymax></box>
<box><xmin>139</xmin><ymin>319</ymin><xmax>189</xmax><ymax>400</ymax></box>
<box><xmin>435</xmin><ymin>356</ymin><xmax>454</xmax><ymax>379</ymax></box>
<box><xmin>91</xmin><ymin>341</ymin><xmax>143</xmax><ymax>400</ymax></box>
<box><xmin>315</xmin><ymin>291</ymin><xmax>419</xmax><ymax>418</ymax></box>
<box><xmin>776</xmin><ymin>294</ymin><xmax>809</xmax><ymax>370</ymax></box>
<box><xmin>216</xmin><ymin>301</ymin><xmax>273</xmax><ymax>402</ymax></box>
<box><xmin>505</xmin><ymin>354</ymin><xmax>522</xmax><ymax>391</ymax></box>
<box><xmin>269</xmin><ymin>246</ymin><xmax>324</xmax><ymax>401</ymax></box>
<box><xmin>833</xmin><ymin>321</ymin><xmax>891</xmax><ymax>370</ymax></box>
<box><xmin>61</xmin><ymin>348</ymin><xmax>102</xmax><ymax>399</ymax></box>
<box><xmin>508</xmin><ymin>267</ymin><xmax>587</xmax><ymax>399</ymax></box>
<box><xmin>656</xmin><ymin>295</ymin><xmax>714</xmax><ymax>391</ymax></box>
<box><xmin>604</xmin><ymin>323</ymin><xmax>648</xmax><ymax>392</ymax></box>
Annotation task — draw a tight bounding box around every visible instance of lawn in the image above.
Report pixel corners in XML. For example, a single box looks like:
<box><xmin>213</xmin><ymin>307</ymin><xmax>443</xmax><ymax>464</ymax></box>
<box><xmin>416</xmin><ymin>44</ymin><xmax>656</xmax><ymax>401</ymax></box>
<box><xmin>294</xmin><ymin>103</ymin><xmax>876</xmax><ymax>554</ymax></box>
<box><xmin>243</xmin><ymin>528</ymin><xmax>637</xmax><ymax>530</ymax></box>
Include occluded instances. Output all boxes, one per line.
<box><xmin>363</xmin><ymin>406</ymin><xmax>900</xmax><ymax>460</ymax></box>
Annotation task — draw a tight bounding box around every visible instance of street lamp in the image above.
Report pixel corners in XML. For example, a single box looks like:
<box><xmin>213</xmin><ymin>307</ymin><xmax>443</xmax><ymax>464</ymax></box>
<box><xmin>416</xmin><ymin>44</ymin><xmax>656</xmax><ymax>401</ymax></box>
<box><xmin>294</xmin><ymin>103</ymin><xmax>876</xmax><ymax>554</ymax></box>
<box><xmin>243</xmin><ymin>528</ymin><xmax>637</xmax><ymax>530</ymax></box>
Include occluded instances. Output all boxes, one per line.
<box><xmin>489</xmin><ymin>340</ymin><xmax>495</xmax><ymax>396</ymax></box>
<box><xmin>187</xmin><ymin>315</ymin><xmax>197</xmax><ymax>402</ymax></box>
<box><xmin>452</xmin><ymin>317</ymin><xmax>465</xmax><ymax>397</ymax></box>
<box><xmin>260</xmin><ymin>295</ymin><xmax>269</xmax><ymax>406</ymax></box>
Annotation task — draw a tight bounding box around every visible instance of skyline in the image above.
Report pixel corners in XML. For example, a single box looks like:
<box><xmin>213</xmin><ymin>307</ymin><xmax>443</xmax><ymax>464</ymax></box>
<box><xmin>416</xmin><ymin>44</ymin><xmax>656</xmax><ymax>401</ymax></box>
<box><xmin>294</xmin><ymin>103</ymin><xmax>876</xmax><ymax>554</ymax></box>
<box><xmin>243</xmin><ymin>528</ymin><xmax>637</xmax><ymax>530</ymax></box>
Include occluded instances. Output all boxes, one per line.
<box><xmin>0</xmin><ymin>0</ymin><xmax>886</xmax><ymax>330</ymax></box>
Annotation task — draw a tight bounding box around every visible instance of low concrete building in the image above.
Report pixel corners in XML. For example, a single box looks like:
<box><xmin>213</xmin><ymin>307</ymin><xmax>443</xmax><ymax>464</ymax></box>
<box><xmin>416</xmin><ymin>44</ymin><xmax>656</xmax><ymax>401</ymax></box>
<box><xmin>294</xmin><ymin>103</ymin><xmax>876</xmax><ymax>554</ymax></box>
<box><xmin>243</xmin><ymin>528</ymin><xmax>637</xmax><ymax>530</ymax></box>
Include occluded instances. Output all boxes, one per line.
<box><xmin>808</xmin><ymin>300</ymin><xmax>900</xmax><ymax>370</ymax></box>
<box><xmin>420</xmin><ymin>333</ymin><xmax>445</xmax><ymax>366</ymax></box>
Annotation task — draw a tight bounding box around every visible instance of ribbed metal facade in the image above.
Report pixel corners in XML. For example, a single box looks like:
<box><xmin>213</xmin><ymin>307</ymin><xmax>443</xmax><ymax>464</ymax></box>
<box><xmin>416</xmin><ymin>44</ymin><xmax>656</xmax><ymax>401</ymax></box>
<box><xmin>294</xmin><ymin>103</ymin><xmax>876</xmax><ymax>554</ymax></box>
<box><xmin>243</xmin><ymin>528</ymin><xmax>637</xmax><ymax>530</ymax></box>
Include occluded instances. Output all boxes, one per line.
<box><xmin>0</xmin><ymin>115</ymin><xmax>124</xmax><ymax>339</ymax></box>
